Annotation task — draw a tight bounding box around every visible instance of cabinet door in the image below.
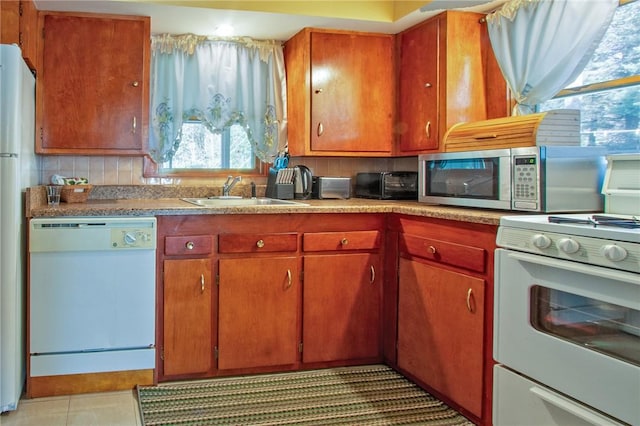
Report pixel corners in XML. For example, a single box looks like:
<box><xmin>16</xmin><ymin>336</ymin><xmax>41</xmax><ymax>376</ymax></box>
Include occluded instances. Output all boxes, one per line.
<box><xmin>38</xmin><ymin>13</ymin><xmax>149</xmax><ymax>154</ymax></box>
<box><xmin>310</xmin><ymin>32</ymin><xmax>393</xmax><ymax>153</ymax></box>
<box><xmin>398</xmin><ymin>18</ymin><xmax>439</xmax><ymax>152</ymax></box>
<box><xmin>302</xmin><ymin>253</ymin><xmax>381</xmax><ymax>363</ymax></box>
<box><xmin>163</xmin><ymin>258</ymin><xmax>213</xmax><ymax>377</ymax></box>
<box><xmin>397</xmin><ymin>258</ymin><xmax>485</xmax><ymax>417</ymax></box>
<box><xmin>218</xmin><ymin>257</ymin><xmax>299</xmax><ymax>370</ymax></box>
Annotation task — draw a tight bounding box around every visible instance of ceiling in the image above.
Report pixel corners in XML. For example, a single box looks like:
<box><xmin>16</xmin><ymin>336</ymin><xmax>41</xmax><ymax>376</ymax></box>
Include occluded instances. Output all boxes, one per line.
<box><xmin>33</xmin><ymin>0</ymin><xmax>506</xmax><ymax>40</ymax></box>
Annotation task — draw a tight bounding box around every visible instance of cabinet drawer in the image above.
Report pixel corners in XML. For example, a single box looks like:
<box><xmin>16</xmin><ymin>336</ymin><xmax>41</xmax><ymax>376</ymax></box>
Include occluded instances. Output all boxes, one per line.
<box><xmin>165</xmin><ymin>235</ymin><xmax>212</xmax><ymax>256</ymax></box>
<box><xmin>400</xmin><ymin>234</ymin><xmax>485</xmax><ymax>273</ymax></box>
<box><xmin>303</xmin><ymin>231</ymin><xmax>381</xmax><ymax>252</ymax></box>
<box><xmin>218</xmin><ymin>233</ymin><xmax>298</xmax><ymax>253</ymax></box>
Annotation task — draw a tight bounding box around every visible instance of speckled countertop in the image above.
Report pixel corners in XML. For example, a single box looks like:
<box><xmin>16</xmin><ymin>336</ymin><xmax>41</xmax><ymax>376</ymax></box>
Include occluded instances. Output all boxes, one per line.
<box><xmin>27</xmin><ymin>185</ymin><xmax>512</xmax><ymax>225</ymax></box>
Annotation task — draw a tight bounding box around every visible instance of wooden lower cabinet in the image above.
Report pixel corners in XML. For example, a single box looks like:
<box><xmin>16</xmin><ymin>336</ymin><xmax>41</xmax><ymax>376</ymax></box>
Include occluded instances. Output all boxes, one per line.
<box><xmin>397</xmin><ymin>258</ymin><xmax>485</xmax><ymax>417</ymax></box>
<box><xmin>387</xmin><ymin>214</ymin><xmax>497</xmax><ymax>426</ymax></box>
<box><xmin>302</xmin><ymin>253</ymin><xmax>381</xmax><ymax>363</ymax></box>
<box><xmin>162</xmin><ymin>258</ymin><xmax>214</xmax><ymax>377</ymax></box>
<box><xmin>157</xmin><ymin>214</ymin><xmax>388</xmax><ymax>380</ymax></box>
<box><xmin>218</xmin><ymin>257</ymin><xmax>300</xmax><ymax>370</ymax></box>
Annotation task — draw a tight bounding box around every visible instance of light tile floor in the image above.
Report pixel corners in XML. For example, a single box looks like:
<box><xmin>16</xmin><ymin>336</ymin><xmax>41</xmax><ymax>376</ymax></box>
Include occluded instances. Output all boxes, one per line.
<box><xmin>0</xmin><ymin>390</ymin><xmax>141</xmax><ymax>426</ymax></box>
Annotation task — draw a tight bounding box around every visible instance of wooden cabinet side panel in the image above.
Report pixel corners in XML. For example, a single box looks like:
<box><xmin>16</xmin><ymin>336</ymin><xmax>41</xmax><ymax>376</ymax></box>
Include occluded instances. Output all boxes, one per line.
<box><xmin>162</xmin><ymin>258</ymin><xmax>213</xmax><ymax>377</ymax></box>
<box><xmin>20</xmin><ymin>0</ymin><xmax>38</xmax><ymax>69</ymax></box>
<box><xmin>283</xmin><ymin>28</ymin><xmax>311</xmax><ymax>156</ymax></box>
<box><xmin>302</xmin><ymin>253</ymin><xmax>381</xmax><ymax>363</ymax></box>
<box><xmin>397</xmin><ymin>258</ymin><xmax>485</xmax><ymax>418</ymax></box>
<box><xmin>1</xmin><ymin>1</ymin><xmax>20</xmax><ymax>44</ymax></box>
<box><xmin>441</xmin><ymin>12</ymin><xmax>490</xmax><ymax>138</ymax></box>
<box><xmin>218</xmin><ymin>257</ymin><xmax>300</xmax><ymax>370</ymax></box>
<box><xmin>383</xmin><ymin>230</ymin><xmax>400</xmax><ymax>365</ymax></box>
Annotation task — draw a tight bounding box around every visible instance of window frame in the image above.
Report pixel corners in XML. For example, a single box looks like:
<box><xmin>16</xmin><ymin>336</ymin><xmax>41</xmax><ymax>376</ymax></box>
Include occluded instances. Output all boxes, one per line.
<box><xmin>143</xmin><ymin>120</ymin><xmax>268</xmax><ymax>178</ymax></box>
<box><xmin>537</xmin><ymin>0</ymin><xmax>639</xmax><ymax>153</ymax></box>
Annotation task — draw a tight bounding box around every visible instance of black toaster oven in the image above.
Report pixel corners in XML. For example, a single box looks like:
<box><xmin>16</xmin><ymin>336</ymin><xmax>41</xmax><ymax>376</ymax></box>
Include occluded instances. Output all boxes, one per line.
<box><xmin>355</xmin><ymin>172</ymin><xmax>418</xmax><ymax>200</ymax></box>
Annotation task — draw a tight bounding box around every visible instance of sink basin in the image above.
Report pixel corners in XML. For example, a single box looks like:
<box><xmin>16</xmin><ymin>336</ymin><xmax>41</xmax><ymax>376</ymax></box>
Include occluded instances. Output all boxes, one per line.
<box><xmin>181</xmin><ymin>197</ymin><xmax>309</xmax><ymax>207</ymax></box>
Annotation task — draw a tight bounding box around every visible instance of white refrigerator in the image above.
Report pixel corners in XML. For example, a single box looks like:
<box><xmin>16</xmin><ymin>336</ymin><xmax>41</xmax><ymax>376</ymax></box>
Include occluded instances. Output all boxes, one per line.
<box><xmin>0</xmin><ymin>44</ymin><xmax>38</xmax><ymax>412</ymax></box>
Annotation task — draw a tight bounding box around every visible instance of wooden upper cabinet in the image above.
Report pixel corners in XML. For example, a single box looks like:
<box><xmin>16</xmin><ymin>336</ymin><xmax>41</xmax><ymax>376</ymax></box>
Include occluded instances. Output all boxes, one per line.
<box><xmin>36</xmin><ymin>12</ymin><xmax>150</xmax><ymax>155</ymax></box>
<box><xmin>397</xmin><ymin>16</ymin><xmax>439</xmax><ymax>152</ymax></box>
<box><xmin>285</xmin><ymin>28</ymin><xmax>395</xmax><ymax>156</ymax></box>
<box><xmin>396</xmin><ymin>11</ymin><xmax>509</xmax><ymax>154</ymax></box>
<box><xmin>0</xmin><ymin>0</ymin><xmax>38</xmax><ymax>69</ymax></box>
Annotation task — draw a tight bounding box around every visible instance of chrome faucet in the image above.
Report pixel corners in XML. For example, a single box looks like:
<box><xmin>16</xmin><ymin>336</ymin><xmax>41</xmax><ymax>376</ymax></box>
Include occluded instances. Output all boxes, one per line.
<box><xmin>222</xmin><ymin>175</ymin><xmax>242</xmax><ymax>196</ymax></box>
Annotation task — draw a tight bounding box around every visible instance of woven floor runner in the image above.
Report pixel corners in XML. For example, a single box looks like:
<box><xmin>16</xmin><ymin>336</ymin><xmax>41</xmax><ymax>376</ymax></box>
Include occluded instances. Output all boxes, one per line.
<box><xmin>137</xmin><ymin>364</ymin><xmax>474</xmax><ymax>425</ymax></box>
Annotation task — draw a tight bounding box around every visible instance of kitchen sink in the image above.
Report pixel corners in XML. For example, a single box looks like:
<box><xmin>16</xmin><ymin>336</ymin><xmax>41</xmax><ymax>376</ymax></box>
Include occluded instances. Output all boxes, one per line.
<box><xmin>181</xmin><ymin>197</ymin><xmax>309</xmax><ymax>207</ymax></box>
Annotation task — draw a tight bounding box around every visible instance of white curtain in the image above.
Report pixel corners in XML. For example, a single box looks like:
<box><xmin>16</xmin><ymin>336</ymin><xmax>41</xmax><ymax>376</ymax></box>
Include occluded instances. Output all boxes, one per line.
<box><xmin>149</xmin><ymin>34</ymin><xmax>287</xmax><ymax>164</ymax></box>
<box><xmin>486</xmin><ymin>0</ymin><xmax>618</xmax><ymax>115</ymax></box>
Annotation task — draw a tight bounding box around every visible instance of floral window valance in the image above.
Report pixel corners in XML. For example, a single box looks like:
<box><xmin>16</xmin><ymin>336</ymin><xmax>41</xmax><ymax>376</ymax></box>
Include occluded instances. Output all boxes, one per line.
<box><xmin>148</xmin><ymin>33</ymin><xmax>287</xmax><ymax>164</ymax></box>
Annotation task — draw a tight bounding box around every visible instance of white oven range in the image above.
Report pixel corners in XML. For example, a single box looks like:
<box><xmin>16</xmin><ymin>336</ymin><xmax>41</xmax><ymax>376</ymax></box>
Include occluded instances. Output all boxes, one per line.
<box><xmin>493</xmin><ymin>213</ymin><xmax>639</xmax><ymax>426</ymax></box>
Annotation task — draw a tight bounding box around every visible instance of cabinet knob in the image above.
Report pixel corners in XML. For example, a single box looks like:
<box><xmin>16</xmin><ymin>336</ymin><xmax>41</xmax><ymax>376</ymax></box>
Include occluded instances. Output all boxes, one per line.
<box><xmin>341</xmin><ymin>238</ymin><xmax>349</xmax><ymax>246</ymax></box>
<box><xmin>256</xmin><ymin>239</ymin><xmax>265</xmax><ymax>248</ymax></box>
<box><xmin>424</xmin><ymin>83</ymin><xmax>432</xmax><ymax>88</ymax></box>
<box><xmin>132</xmin><ymin>81</ymin><xmax>139</xmax><ymax>87</ymax></box>
<box><xmin>427</xmin><ymin>245</ymin><xmax>437</xmax><ymax>254</ymax></box>
<box><xmin>315</xmin><ymin>88</ymin><xmax>323</xmax><ymax>94</ymax></box>
<box><xmin>185</xmin><ymin>241</ymin><xmax>195</xmax><ymax>250</ymax></box>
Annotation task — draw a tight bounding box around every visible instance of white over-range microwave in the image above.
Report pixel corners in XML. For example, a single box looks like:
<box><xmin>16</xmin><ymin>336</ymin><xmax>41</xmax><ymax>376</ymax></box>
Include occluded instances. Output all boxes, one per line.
<box><xmin>418</xmin><ymin>146</ymin><xmax>607</xmax><ymax>212</ymax></box>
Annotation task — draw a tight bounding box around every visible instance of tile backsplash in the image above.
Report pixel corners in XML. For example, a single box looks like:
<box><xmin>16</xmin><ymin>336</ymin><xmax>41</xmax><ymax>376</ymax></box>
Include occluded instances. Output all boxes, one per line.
<box><xmin>39</xmin><ymin>155</ymin><xmax>418</xmax><ymax>187</ymax></box>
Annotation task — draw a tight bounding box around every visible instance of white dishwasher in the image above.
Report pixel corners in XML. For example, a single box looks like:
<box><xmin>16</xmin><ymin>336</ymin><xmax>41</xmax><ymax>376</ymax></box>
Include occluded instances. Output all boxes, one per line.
<box><xmin>29</xmin><ymin>217</ymin><xmax>156</xmax><ymax>377</ymax></box>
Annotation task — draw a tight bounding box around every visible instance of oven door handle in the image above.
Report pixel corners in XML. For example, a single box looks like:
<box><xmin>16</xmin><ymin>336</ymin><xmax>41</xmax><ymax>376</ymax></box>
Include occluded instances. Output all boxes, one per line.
<box><xmin>505</xmin><ymin>251</ymin><xmax>638</xmax><ymax>285</ymax></box>
<box><xmin>529</xmin><ymin>386</ymin><xmax>624</xmax><ymax>426</ymax></box>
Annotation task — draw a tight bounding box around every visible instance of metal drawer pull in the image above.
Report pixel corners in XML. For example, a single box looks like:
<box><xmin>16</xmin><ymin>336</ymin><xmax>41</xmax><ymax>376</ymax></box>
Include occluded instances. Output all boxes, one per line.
<box><xmin>132</xmin><ymin>81</ymin><xmax>139</xmax><ymax>87</ymax></box>
<box><xmin>185</xmin><ymin>241</ymin><xmax>195</xmax><ymax>250</ymax></box>
<box><xmin>427</xmin><ymin>245</ymin><xmax>437</xmax><ymax>254</ymax></box>
<box><xmin>370</xmin><ymin>265</ymin><xmax>375</xmax><ymax>284</ymax></box>
<box><xmin>425</xmin><ymin>121</ymin><xmax>431</xmax><ymax>139</ymax></box>
<box><xmin>132</xmin><ymin>116</ymin><xmax>137</xmax><ymax>134</ymax></box>
<box><xmin>424</xmin><ymin>82</ymin><xmax>432</xmax><ymax>88</ymax></box>
<box><xmin>256</xmin><ymin>239</ymin><xmax>265</xmax><ymax>248</ymax></box>
<box><xmin>341</xmin><ymin>238</ymin><xmax>349</xmax><ymax>246</ymax></box>
<box><xmin>317</xmin><ymin>122</ymin><xmax>324</xmax><ymax>137</ymax></box>
<box><xmin>200</xmin><ymin>274</ymin><xmax>205</xmax><ymax>293</ymax></box>
<box><xmin>286</xmin><ymin>269</ymin><xmax>292</xmax><ymax>288</ymax></box>
<box><xmin>466</xmin><ymin>288</ymin><xmax>473</xmax><ymax>312</ymax></box>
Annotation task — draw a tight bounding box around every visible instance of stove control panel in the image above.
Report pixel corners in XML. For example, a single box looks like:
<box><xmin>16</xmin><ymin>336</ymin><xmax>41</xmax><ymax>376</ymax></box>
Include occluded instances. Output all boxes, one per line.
<box><xmin>497</xmin><ymin>227</ymin><xmax>639</xmax><ymax>273</ymax></box>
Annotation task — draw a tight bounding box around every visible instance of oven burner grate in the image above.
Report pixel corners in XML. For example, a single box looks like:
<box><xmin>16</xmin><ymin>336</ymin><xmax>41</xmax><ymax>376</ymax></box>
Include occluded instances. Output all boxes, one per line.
<box><xmin>548</xmin><ymin>215</ymin><xmax>640</xmax><ymax>229</ymax></box>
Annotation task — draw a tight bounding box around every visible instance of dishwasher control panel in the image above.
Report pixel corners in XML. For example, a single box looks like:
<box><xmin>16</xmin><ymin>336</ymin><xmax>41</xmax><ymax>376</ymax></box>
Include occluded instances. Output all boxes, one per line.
<box><xmin>111</xmin><ymin>228</ymin><xmax>156</xmax><ymax>249</ymax></box>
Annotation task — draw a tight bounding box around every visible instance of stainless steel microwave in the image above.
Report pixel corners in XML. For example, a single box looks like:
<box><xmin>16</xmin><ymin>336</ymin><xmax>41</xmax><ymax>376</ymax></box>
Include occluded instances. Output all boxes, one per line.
<box><xmin>418</xmin><ymin>146</ymin><xmax>607</xmax><ymax>212</ymax></box>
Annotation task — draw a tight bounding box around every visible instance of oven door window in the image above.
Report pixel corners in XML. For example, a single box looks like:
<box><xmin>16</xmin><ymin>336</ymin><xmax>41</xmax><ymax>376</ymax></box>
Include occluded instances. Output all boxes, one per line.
<box><xmin>426</xmin><ymin>158</ymin><xmax>499</xmax><ymax>199</ymax></box>
<box><xmin>531</xmin><ymin>286</ymin><xmax>640</xmax><ymax>366</ymax></box>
